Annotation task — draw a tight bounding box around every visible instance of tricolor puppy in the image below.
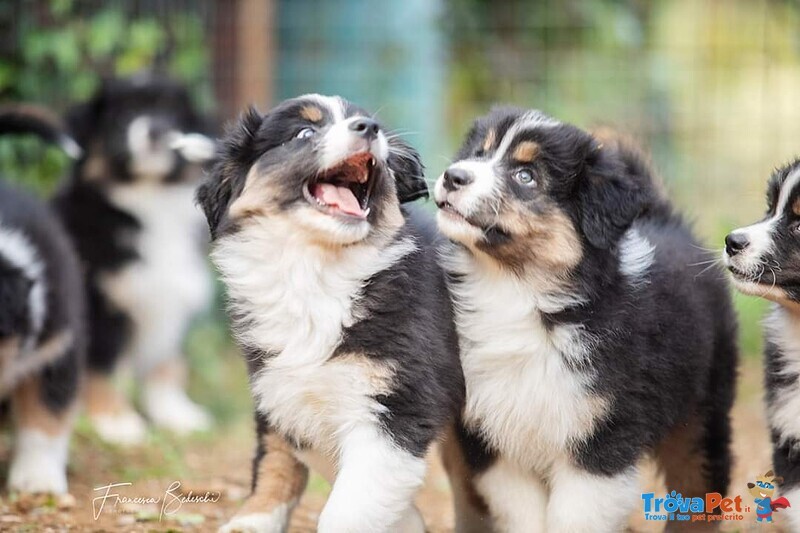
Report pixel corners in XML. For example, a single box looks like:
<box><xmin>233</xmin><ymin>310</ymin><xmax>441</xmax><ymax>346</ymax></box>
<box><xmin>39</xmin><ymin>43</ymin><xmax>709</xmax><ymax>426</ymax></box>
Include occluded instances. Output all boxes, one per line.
<box><xmin>53</xmin><ymin>75</ymin><xmax>216</xmax><ymax>444</ymax></box>
<box><xmin>196</xmin><ymin>95</ymin><xmax>463</xmax><ymax>533</ymax></box>
<box><xmin>435</xmin><ymin>108</ymin><xmax>738</xmax><ymax>532</ymax></box>
<box><xmin>725</xmin><ymin>158</ymin><xmax>800</xmax><ymax>530</ymax></box>
<box><xmin>0</xmin><ymin>105</ymin><xmax>85</xmax><ymax>494</ymax></box>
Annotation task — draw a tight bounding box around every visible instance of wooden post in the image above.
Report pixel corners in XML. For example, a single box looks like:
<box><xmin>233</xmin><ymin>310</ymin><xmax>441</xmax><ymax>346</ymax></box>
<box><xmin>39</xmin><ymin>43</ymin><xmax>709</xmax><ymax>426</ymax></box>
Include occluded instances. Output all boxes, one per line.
<box><xmin>235</xmin><ymin>0</ymin><xmax>274</xmax><ymax>111</ymax></box>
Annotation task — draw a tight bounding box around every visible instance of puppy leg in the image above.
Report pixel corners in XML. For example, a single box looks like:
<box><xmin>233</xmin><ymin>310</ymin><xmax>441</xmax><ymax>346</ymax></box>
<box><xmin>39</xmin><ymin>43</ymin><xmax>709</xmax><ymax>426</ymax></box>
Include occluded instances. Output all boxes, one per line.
<box><xmin>221</xmin><ymin>416</ymin><xmax>308</xmax><ymax>533</ymax></box>
<box><xmin>85</xmin><ymin>371</ymin><xmax>147</xmax><ymax>445</ymax></box>
<box><xmin>657</xmin><ymin>414</ymin><xmax>727</xmax><ymax>532</ymax></box>
<box><xmin>8</xmin><ymin>371</ymin><xmax>77</xmax><ymax>494</ymax></box>
<box><xmin>141</xmin><ymin>358</ymin><xmax>211</xmax><ymax>434</ymax></box>
<box><xmin>546</xmin><ymin>460</ymin><xmax>641</xmax><ymax>533</ymax></box>
<box><xmin>441</xmin><ymin>426</ymin><xmax>494</xmax><ymax>533</ymax></box>
<box><xmin>474</xmin><ymin>459</ymin><xmax>547</xmax><ymax>533</ymax></box>
<box><xmin>318</xmin><ymin>424</ymin><xmax>427</xmax><ymax>533</ymax></box>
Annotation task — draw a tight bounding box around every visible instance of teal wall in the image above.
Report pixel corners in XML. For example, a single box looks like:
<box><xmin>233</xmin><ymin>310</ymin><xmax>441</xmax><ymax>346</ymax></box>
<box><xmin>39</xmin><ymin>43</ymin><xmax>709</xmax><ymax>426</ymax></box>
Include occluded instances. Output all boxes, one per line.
<box><xmin>277</xmin><ymin>0</ymin><xmax>445</xmax><ymax>180</ymax></box>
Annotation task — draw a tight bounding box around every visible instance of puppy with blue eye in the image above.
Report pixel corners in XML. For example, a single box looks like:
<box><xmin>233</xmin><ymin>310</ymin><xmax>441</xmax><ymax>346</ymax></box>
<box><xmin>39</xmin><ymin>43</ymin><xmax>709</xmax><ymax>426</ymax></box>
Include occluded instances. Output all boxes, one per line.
<box><xmin>196</xmin><ymin>95</ymin><xmax>464</xmax><ymax>533</ymax></box>
<box><xmin>435</xmin><ymin>109</ymin><xmax>738</xmax><ymax>532</ymax></box>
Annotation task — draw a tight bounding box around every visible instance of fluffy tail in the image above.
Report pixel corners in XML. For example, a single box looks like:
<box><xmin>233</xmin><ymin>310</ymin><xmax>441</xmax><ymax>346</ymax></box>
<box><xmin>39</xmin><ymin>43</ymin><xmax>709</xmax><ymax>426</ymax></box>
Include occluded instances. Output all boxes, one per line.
<box><xmin>0</xmin><ymin>104</ymin><xmax>81</xmax><ymax>158</ymax></box>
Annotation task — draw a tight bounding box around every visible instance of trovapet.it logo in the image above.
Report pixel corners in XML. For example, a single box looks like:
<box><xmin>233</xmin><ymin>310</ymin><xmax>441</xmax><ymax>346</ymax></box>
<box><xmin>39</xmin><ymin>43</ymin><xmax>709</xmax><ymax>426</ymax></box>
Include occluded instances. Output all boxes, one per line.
<box><xmin>641</xmin><ymin>491</ymin><xmax>747</xmax><ymax>524</ymax></box>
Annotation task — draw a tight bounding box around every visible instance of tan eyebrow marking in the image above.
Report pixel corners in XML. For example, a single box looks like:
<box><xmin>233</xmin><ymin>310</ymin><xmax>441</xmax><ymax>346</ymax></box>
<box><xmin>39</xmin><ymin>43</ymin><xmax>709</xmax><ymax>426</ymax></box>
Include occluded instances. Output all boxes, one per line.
<box><xmin>482</xmin><ymin>129</ymin><xmax>496</xmax><ymax>152</ymax></box>
<box><xmin>512</xmin><ymin>141</ymin><xmax>540</xmax><ymax>163</ymax></box>
<box><xmin>792</xmin><ymin>196</ymin><xmax>800</xmax><ymax>216</ymax></box>
<box><xmin>300</xmin><ymin>105</ymin><xmax>323</xmax><ymax>122</ymax></box>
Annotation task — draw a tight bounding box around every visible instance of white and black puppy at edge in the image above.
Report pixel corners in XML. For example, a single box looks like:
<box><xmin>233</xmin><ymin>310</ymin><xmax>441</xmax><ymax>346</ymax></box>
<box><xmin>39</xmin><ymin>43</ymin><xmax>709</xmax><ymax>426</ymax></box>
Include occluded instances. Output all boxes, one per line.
<box><xmin>435</xmin><ymin>108</ymin><xmax>739</xmax><ymax>532</ymax></box>
<box><xmin>53</xmin><ymin>75</ymin><xmax>217</xmax><ymax>445</ymax></box>
<box><xmin>725</xmin><ymin>159</ymin><xmax>800</xmax><ymax>531</ymax></box>
<box><xmin>0</xmin><ymin>106</ymin><xmax>86</xmax><ymax>494</ymax></box>
<box><xmin>196</xmin><ymin>94</ymin><xmax>464</xmax><ymax>533</ymax></box>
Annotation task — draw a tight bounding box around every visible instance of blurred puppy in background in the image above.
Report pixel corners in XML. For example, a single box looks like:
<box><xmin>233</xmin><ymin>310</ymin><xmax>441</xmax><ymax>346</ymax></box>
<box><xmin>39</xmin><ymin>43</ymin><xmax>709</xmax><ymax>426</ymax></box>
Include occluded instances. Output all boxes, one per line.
<box><xmin>53</xmin><ymin>75</ymin><xmax>216</xmax><ymax>445</ymax></box>
<box><xmin>0</xmin><ymin>105</ymin><xmax>85</xmax><ymax>493</ymax></box>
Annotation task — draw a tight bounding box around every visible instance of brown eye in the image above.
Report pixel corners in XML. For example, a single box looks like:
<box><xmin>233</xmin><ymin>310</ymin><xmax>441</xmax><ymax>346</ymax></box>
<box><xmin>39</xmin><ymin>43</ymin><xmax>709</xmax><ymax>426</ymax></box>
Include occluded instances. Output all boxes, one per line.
<box><xmin>513</xmin><ymin>169</ymin><xmax>535</xmax><ymax>186</ymax></box>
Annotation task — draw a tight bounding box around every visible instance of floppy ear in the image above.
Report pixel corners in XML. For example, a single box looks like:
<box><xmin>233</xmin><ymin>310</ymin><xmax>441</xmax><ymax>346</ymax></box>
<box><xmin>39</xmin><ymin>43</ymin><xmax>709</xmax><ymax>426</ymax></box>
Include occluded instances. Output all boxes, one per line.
<box><xmin>766</xmin><ymin>470</ymin><xmax>775</xmax><ymax>478</ymax></box>
<box><xmin>775</xmin><ymin>476</ymin><xmax>785</xmax><ymax>484</ymax></box>
<box><xmin>747</xmin><ymin>483</ymin><xmax>755</xmax><ymax>489</ymax></box>
<box><xmin>578</xmin><ymin>140</ymin><xmax>650</xmax><ymax>249</ymax></box>
<box><xmin>195</xmin><ymin>107</ymin><xmax>261</xmax><ymax>238</ymax></box>
<box><xmin>387</xmin><ymin>137</ymin><xmax>427</xmax><ymax>203</ymax></box>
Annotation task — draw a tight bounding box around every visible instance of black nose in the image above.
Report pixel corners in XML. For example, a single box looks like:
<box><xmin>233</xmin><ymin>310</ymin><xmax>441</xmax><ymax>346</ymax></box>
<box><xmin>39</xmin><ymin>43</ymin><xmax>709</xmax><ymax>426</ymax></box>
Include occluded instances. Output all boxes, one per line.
<box><xmin>443</xmin><ymin>168</ymin><xmax>474</xmax><ymax>192</ymax></box>
<box><xmin>725</xmin><ymin>232</ymin><xmax>750</xmax><ymax>256</ymax></box>
<box><xmin>349</xmin><ymin>118</ymin><xmax>380</xmax><ymax>140</ymax></box>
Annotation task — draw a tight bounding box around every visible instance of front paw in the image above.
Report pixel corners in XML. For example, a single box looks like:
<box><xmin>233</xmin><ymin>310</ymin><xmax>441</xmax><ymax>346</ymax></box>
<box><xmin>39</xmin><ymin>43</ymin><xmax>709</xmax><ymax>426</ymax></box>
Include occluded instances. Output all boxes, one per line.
<box><xmin>91</xmin><ymin>410</ymin><xmax>148</xmax><ymax>446</ymax></box>
<box><xmin>142</xmin><ymin>384</ymin><xmax>212</xmax><ymax>435</ymax></box>
<box><xmin>8</xmin><ymin>447</ymin><xmax>68</xmax><ymax>494</ymax></box>
<box><xmin>219</xmin><ymin>507</ymin><xmax>290</xmax><ymax>533</ymax></box>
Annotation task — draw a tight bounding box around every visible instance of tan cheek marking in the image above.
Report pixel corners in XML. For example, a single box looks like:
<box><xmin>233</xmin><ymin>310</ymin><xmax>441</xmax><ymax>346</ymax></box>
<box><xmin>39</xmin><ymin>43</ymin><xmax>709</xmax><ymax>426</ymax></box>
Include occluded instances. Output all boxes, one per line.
<box><xmin>237</xmin><ymin>432</ymin><xmax>308</xmax><ymax>516</ymax></box>
<box><xmin>300</xmin><ymin>106</ymin><xmax>323</xmax><ymax>122</ymax></box>
<box><xmin>792</xmin><ymin>197</ymin><xmax>800</xmax><ymax>217</ymax></box>
<box><xmin>229</xmin><ymin>166</ymin><xmax>278</xmax><ymax>220</ymax></box>
<box><xmin>13</xmin><ymin>375</ymin><xmax>75</xmax><ymax>436</ymax></box>
<box><xmin>512</xmin><ymin>141</ymin><xmax>540</xmax><ymax>163</ymax></box>
<box><xmin>81</xmin><ymin>144</ymin><xmax>109</xmax><ymax>181</ymax></box>
<box><xmin>496</xmin><ymin>203</ymin><xmax>583</xmax><ymax>272</ymax></box>
<box><xmin>482</xmin><ymin>129</ymin><xmax>496</xmax><ymax>152</ymax></box>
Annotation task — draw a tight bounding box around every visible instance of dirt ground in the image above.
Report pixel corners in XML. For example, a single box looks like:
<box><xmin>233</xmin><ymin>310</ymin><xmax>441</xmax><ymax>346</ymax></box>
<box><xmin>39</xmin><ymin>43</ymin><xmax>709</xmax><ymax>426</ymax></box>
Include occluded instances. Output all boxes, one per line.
<box><xmin>0</xmin><ymin>358</ymin><xmax>787</xmax><ymax>532</ymax></box>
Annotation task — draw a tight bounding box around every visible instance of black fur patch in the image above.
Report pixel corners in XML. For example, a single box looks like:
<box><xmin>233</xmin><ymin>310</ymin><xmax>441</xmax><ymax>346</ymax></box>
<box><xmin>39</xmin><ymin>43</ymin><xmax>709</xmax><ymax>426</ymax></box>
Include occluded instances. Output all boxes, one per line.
<box><xmin>53</xmin><ymin>75</ymin><xmax>206</xmax><ymax>377</ymax></box>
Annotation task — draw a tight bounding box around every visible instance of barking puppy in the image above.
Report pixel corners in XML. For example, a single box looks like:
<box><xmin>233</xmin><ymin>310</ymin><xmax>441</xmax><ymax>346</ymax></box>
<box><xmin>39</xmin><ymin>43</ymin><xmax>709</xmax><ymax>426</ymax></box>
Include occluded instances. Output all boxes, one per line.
<box><xmin>196</xmin><ymin>95</ymin><xmax>463</xmax><ymax>533</ymax></box>
<box><xmin>52</xmin><ymin>76</ymin><xmax>216</xmax><ymax>444</ymax></box>
<box><xmin>0</xmin><ymin>105</ymin><xmax>85</xmax><ymax>493</ymax></box>
<box><xmin>435</xmin><ymin>108</ymin><xmax>738</xmax><ymax>532</ymax></box>
<box><xmin>725</xmin><ymin>158</ymin><xmax>800</xmax><ymax>530</ymax></box>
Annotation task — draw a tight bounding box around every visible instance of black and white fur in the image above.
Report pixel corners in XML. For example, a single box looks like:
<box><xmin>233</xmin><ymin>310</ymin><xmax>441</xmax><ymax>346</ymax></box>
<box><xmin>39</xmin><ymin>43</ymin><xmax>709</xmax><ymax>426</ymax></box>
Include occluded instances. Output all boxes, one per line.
<box><xmin>196</xmin><ymin>95</ymin><xmax>463</xmax><ymax>532</ymax></box>
<box><xmin>0</xmin><ymin>106</ymin><xmax>85</xmax><ymax>494</ymax></box>
<box><xmin>435</xmin><ymin>108</ymin><xmax>738</xmax><ymax>532</ymax></box>
<box><xmin>52</xmin><ymin>75</ymin><xmax>216</xmax><ymax>444</ymax></box>
<box><xmin>725</xmin><ymin>158</ymin><xmax>800</xmax><ymax>530</ymax></box>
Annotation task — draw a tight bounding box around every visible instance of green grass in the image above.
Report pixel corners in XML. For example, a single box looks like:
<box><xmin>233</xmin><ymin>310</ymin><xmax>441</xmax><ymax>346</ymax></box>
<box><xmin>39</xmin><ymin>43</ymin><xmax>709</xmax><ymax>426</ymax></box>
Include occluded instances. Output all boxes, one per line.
<box><xmin>732</xmin><ymin>292</ymin><xmax>769</xmax><ymax>362</ymax></box>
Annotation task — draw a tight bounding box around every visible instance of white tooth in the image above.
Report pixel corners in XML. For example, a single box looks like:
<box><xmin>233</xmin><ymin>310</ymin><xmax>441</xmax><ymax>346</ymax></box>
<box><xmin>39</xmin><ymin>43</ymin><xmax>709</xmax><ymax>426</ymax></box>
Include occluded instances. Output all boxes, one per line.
<box><xmin>364</xmin><ymin>208</ymin><xmax>371</xmax><ymax>217</ymax></box>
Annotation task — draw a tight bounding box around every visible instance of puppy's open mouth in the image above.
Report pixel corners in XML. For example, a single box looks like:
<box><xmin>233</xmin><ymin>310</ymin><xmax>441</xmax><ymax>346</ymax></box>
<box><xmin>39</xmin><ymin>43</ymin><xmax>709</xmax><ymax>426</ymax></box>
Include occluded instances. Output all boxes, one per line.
<box><xmin>437</xmin><ymin>201</ymin><xmax>471</xmax><ymax>224</ymax></box>
<box><xmin>305</xmin><ymin>153</ymin><xmax>376</xmax><ymax>220</ymax></box>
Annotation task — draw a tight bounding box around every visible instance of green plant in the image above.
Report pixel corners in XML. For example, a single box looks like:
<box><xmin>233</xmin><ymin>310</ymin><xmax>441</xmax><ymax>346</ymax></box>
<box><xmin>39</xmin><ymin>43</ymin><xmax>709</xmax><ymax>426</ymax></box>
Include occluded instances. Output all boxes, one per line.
<box><xmin>0</xmin><ymin>0</ymin><xmax>213</xmax><ymax>192</ymax></box>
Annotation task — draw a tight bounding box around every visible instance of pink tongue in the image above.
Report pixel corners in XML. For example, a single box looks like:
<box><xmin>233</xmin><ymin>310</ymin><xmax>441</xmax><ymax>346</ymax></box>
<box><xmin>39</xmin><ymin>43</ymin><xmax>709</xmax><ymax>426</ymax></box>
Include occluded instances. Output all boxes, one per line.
<box><xmin>314</xmin><ymin>183</ymin><xmax>365</xmax><ymax>217</ymax></box>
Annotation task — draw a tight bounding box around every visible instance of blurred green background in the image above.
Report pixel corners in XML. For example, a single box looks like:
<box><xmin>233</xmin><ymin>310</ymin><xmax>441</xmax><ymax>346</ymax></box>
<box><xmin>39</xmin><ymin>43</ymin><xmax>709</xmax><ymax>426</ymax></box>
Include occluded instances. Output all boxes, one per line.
<box><xmin>3</xmin><ymin>0</ymin><xmax>799</xmax><ymax>368</ymax></box>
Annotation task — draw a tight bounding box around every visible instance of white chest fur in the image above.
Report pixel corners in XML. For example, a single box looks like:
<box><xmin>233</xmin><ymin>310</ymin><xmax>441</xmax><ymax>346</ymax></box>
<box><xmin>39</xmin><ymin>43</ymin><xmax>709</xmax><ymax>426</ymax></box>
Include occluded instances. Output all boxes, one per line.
<box><xmin>213</xmin><ymin>222</ymin><xmax>414</xmax><ymax>450</ymax></box>
<box><xmin>448</xmin><ymin>251</ymin><xmax>608</xmax><ymax>472</ymax></box>
<box><xmin>764</xmin><ymin>306</ymin><xmax>800</xmax><ymax>446</ymax></box>
<box><xmin>101</xmin><ymin>183</ymin><xmax>212</xmax><ymax>363</ymax></box>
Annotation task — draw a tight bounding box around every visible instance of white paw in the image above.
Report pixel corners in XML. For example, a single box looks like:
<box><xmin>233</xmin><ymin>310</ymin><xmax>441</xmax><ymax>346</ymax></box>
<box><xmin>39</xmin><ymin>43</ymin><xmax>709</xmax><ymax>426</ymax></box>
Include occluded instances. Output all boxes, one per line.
<box><xmin>142</xmin><ymin>384</ymin><xmax>212</xmax><ymax>435</ymax></box>
<box><xmin>8</xmin><ymin>430</ymin><xmax>69</xmax><ymax>494</ymax></box>
<box><xmin>219</xmin><ymin>507</ymin><xmax>290</xmax><ymax>533</ymax></box>
<box><xmin>91</xmin><ymin>410</ymin><xmax>148</xmax><ymax>445</ymax></box>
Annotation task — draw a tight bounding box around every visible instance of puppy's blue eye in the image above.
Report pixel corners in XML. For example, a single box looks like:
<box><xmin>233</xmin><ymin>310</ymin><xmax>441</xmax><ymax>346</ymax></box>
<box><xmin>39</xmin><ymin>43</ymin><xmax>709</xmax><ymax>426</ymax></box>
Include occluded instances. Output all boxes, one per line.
<box><xmin>296</xmin><ymin>127</ymin><xmax>316</xmax><ymax>139</ymax></box>
<box><xmin>513</xmin><ymin>169</ymin><xmax>535</xmax><ymax>186</ymax></box>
